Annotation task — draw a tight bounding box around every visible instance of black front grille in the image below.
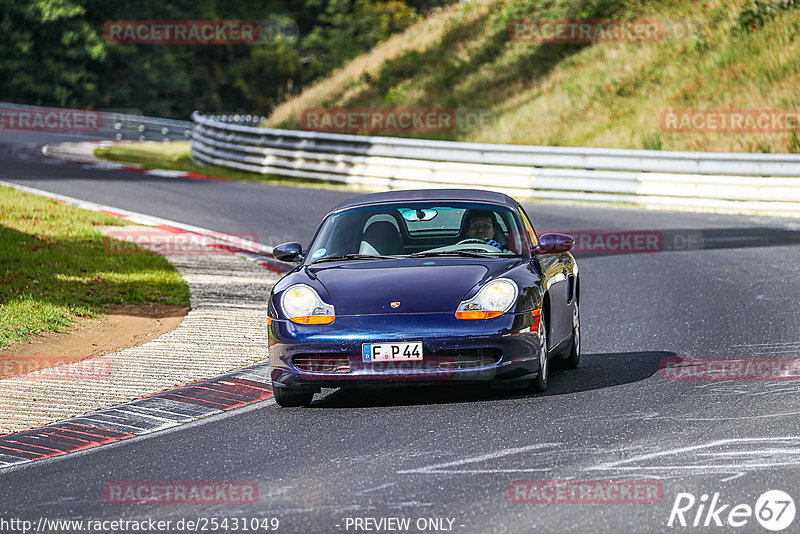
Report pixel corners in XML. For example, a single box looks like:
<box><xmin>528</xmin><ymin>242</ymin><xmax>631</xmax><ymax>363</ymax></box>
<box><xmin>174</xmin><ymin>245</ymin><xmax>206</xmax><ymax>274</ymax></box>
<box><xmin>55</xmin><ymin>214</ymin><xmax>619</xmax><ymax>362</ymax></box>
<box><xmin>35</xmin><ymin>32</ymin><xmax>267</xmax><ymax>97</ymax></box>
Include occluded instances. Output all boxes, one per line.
<box><xmin>369</xmin><ymin>348</ymin><xmax>502</xmax><ymax>373</ymax></box>
<box><xmin>292</xmin><ymin>354</ymin><xmax>351</xmax><ymax>374</ymax></box>
<box><xmin>427</xmin><ymin>348</ymin><xmax>502</xmax><ymax>370</ymax></box>
<box><xmin>292</xmin><ymin>349</ymin><xmax>501</xmax><ymax>374</ymax></box>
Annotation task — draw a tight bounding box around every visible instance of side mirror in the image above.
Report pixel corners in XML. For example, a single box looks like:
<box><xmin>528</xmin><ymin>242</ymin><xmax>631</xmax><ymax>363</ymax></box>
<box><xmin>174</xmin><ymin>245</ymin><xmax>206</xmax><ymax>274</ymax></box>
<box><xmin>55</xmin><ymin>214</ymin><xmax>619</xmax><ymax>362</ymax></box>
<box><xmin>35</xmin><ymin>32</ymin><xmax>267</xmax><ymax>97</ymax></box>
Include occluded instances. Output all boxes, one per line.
<box><xmin>273</xmin><ymin>242</ymin><xmax>304</xmax><ymax>262</ymax></box>
<box><xmin>534</xmin><ymin>233</ymin><xmax>574</xmax><ymax>254</ymax></box>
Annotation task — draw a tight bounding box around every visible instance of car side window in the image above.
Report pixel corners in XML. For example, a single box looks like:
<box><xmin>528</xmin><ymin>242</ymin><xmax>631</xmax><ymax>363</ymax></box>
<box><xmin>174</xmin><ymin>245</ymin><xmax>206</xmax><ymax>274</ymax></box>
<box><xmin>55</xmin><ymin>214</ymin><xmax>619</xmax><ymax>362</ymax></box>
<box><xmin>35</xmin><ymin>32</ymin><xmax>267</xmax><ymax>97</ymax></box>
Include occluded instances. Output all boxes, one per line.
<box><xmin>518</xmin><ymin>205</ymin><xmax>538</xmax><ymax>247</ymax></box>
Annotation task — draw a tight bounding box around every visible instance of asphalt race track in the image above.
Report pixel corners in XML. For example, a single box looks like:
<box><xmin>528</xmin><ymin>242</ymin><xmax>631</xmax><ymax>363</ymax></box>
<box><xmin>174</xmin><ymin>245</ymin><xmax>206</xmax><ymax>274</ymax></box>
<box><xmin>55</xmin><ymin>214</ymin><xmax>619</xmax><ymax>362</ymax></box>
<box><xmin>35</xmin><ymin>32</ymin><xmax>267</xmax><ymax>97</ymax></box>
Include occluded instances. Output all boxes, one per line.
<box><xmin>3</xmin><ymin>133</ymin><xmax>800</xmax><ymax>533</ymax></box>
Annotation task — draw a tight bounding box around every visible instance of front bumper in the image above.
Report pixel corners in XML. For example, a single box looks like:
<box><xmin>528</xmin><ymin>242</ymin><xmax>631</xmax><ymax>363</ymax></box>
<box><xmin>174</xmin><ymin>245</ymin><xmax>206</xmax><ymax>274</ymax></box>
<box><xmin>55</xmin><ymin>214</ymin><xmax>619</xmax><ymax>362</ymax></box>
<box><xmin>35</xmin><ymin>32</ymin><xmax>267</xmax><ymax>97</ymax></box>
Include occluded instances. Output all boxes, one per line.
<box><xmin>268</xmin><ymin>312</ymin><xmax>541</xmax><ymax>390</ymax></box>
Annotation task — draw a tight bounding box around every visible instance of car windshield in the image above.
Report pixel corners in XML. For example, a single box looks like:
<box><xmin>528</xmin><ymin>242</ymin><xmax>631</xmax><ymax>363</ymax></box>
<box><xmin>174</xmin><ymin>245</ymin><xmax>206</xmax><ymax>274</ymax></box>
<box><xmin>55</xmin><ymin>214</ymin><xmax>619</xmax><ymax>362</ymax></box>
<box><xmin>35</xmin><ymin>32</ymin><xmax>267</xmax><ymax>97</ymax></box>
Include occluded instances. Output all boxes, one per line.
<box><xmin>306</xmin><ymin>202</ymin><xmax>531</xmax><ymax>262</ymax></box>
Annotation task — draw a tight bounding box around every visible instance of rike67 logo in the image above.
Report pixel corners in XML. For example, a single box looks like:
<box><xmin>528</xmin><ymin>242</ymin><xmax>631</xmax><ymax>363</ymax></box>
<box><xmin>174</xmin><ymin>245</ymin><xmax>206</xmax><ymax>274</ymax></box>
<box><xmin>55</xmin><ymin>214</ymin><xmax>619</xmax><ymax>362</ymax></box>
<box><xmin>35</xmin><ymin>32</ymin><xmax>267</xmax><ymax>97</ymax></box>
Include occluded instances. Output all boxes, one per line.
<box><xmin>668</xmin><ymin>490</ymin><xmax>795</xmax><ymax>531</ymax></box>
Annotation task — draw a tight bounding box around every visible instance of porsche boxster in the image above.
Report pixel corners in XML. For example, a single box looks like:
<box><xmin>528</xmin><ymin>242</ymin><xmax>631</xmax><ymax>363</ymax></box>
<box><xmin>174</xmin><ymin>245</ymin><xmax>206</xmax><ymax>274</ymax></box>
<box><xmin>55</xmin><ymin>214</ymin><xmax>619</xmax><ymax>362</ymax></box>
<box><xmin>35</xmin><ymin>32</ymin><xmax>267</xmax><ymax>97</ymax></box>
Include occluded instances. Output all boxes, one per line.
<box><xmin>267</xmin><ymin>189</ymin><xmax>580</xmax><ymax>407</ymax></box>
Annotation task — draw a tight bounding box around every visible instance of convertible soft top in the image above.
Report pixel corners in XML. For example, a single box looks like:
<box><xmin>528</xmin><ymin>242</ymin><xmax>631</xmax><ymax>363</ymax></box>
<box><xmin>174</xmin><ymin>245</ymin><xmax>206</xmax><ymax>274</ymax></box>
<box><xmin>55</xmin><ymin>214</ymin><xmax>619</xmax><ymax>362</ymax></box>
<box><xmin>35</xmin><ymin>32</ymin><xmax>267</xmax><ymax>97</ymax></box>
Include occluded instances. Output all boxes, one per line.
<box><xmin>330</xmin><ymin>189</ymin><xmax>518</xmax><ymax>213</ymax></box>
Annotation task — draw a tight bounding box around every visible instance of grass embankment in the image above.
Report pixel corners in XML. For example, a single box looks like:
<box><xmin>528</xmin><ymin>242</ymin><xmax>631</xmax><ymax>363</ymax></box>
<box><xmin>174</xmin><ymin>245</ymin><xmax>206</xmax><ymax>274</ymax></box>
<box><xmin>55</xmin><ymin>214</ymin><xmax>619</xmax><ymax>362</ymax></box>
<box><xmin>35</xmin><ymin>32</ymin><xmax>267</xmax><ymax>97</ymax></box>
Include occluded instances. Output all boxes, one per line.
<box><xmin>267</xmin><ymin>0</ymin><xmax>800</xmax><ymax>153</ymax></box>
<box><xmin>94</xmin><ymin>142</ymin><xmax>356</xmax><ymax>190</ymax></box>
<box><xmin>0</xmin><ymin>185</ymin><xmax>189</xmax><ymax>350</ymax></box>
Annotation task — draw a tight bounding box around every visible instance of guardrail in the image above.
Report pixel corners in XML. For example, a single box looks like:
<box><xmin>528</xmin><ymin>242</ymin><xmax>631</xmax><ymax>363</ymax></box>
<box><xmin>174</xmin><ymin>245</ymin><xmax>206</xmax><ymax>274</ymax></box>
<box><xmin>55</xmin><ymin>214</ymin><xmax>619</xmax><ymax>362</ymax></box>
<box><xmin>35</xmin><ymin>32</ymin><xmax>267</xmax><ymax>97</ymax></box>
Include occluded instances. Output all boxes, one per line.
<box><xmin>102</xmin><ymin>113</ymin><xmax>192</xmax><ymax>142</ymax></box>
<box><xmin>0</xmin><ymin>102</ymin><xmax>192</xmax><ymax>142</ymax></box>
<box><xmin>191</xmin><ymin>112</ymin><xmax>800</xmax><ymax>216</ymax></box>
<box><xmin>7</xmin><ymin>101</ymin><xmax>800</xmax><ymax>216</ymax></box>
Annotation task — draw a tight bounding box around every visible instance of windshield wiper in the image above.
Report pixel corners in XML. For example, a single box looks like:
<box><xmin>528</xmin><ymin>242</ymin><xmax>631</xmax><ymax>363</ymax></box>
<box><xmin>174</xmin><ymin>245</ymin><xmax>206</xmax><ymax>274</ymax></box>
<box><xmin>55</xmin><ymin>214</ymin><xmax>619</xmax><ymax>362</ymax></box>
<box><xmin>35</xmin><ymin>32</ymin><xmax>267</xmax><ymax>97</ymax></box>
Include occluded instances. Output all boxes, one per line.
<box><xmin>408</xmin><ymin>250</ymin><xmax>490</xmax><ymax>258</ymax></box>
<box><xmin>312</xmin><ymin>253</ymin><xmax>399</xmax><ymax>263</ymax></box>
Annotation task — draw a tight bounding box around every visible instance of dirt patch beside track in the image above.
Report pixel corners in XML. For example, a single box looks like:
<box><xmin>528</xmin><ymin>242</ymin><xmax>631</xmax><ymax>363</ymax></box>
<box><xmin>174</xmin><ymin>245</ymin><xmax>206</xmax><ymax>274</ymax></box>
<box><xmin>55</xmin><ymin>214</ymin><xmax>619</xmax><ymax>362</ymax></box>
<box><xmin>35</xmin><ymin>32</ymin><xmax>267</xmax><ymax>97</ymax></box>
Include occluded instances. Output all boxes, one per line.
<box><xmin>0</xmin><ymin>304</ymin><xmax>189</xmax><ymax>379</ymax></box>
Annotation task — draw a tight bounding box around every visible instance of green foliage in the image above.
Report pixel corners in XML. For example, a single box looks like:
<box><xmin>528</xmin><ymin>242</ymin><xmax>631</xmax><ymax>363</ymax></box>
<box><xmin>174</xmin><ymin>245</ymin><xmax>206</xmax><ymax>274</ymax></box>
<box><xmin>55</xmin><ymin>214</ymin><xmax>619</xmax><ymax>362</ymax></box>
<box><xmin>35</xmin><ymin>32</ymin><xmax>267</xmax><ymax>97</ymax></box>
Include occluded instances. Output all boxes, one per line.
<box><xmin>735</xmin><ymin>0</ymin><xmax>798</xmax><ymax>31</ymax></box>
<box><xmin>304</xmin><ymin>1</ymin><xmax>415</xmax><ymax>60</ymax></box>
<box><xmin>789</xmin><ymin>116</ymin><xmax>800</xmax><ymax>153</ymax></box>
<box><xmin>272</xmin><ymin>0</ymin><xmax>800</xmax><ymax>152</ymax></box>
<box><xmin>0</xmin><ymin>0</ymin><xmax>107</xmax><ymax>107</ymax></box>
<box><xmin>641</xmin><ymin>132</ymin><xmax>663</xmax><ymax>151</ymax></box>
<box><xmin>0</xmin><ymin>0</ymin><xmax>436</xmax><ymax>118</ymax></box>
<box><xmin>373</xmin><ymin>49</ymin><xmax>424</xmax><ymax>94</ymax></box>
<box><xmin>342</xmin><ymin>0</ymin><xmax>649</xmax><ymax>128</ymax></box>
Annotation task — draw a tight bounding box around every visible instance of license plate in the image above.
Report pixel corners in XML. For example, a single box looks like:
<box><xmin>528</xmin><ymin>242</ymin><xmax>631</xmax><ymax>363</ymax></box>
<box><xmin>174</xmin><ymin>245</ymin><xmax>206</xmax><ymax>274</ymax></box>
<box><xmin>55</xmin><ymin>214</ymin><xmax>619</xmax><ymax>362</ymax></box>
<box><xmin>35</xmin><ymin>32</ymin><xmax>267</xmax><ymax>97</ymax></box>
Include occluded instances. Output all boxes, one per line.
<box><xmin>362</xmin><ymin>342</ymin><xmax>423</xmax><ymax>362</ymax></box>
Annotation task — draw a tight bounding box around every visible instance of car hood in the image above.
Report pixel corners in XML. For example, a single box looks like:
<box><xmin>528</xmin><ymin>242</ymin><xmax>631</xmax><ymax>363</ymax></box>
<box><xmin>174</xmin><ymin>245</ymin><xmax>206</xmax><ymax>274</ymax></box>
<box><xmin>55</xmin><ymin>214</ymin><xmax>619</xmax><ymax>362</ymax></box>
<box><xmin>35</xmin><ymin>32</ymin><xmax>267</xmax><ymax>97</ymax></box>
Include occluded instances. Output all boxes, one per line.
<box><xmin>307</xmin><ymin>258</ymin><xmax>520</xmax><ymax>315</ymax></box>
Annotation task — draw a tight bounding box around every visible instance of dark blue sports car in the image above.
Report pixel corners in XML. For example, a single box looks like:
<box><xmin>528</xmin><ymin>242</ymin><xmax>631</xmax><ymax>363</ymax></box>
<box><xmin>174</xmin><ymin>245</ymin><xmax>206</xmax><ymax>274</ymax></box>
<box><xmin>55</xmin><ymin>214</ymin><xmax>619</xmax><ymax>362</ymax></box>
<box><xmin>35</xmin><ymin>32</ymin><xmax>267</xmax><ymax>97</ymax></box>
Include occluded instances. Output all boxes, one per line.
<box><xmin>267</xmin><ymin>189</ymin><xmax>580</xmax><ymax>407</ymax></box>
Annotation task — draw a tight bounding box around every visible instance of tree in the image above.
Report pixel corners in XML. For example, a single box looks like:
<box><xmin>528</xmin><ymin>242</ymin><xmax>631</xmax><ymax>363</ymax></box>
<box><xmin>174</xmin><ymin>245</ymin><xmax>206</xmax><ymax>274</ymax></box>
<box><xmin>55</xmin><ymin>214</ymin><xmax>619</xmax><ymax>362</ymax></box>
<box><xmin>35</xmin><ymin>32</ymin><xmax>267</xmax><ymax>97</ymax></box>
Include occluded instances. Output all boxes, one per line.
<box><xmin>0</xmin><ymin>0</ymin><xmax>442</xmax><ymax>118</ymax></box>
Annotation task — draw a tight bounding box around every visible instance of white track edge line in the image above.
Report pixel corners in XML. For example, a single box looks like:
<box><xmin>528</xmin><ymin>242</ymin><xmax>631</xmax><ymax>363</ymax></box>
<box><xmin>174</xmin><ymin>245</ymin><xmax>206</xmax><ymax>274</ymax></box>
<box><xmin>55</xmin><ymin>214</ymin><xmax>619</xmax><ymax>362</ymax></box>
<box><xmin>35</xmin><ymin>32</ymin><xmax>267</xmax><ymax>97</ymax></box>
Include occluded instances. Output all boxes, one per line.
<box><xmin>0</xmin><ymin>179</ymin><xmax>274</xmax><ymax>254</ymax></box>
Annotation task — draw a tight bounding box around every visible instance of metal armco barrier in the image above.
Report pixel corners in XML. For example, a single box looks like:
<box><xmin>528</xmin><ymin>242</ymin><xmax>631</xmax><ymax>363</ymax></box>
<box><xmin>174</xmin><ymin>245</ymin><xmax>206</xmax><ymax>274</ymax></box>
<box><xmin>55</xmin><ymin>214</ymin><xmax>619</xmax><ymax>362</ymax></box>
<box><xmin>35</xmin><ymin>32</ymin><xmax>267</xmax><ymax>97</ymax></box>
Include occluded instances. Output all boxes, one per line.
<box><xmin>102</xmin><ymin>113</ymin><xmax>192</xmax><ymax>142</ymax></box>
<box><xmin>0</xmin><ymin>102</ymin><xmax>192</xmax><ymax>142</ymax></box>
<box><xmin>190</xmin><ymin>112</ymin><xmax>800</xmax><ymax>216</ymax></box>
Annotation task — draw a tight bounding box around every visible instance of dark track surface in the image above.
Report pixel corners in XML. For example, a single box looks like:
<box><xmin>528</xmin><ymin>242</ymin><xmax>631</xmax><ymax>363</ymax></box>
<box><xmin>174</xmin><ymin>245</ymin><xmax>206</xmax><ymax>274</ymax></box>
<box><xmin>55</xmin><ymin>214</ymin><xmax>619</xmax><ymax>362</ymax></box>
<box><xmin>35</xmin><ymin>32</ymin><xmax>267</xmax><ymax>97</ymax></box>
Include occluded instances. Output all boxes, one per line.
<box><xmin>3</xmin><ymin>133</ymin><xmax>800</xmax><ymax>533</ymax></box>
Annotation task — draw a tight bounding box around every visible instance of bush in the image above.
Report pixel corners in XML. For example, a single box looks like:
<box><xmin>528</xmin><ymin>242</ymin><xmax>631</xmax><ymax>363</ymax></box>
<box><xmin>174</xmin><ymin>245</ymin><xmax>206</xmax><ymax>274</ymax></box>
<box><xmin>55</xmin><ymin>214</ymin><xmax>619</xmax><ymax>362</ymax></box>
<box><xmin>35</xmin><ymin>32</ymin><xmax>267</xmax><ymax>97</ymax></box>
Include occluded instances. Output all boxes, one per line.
<box><xmin>735</xmin><ymin>0</ymin><xmax>798</xmax><ymax>31</ymax></box>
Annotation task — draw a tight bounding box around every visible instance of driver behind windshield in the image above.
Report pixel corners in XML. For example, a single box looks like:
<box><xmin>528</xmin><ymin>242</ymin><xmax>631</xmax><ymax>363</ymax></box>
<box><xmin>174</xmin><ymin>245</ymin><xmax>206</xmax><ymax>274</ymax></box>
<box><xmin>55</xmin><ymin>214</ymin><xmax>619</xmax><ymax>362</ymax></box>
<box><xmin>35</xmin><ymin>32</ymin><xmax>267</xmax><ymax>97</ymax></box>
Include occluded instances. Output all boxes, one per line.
<box><xmin>465</xmin><ymin>210</ymin><xmax>503</xmax><ymax>249</ymax></box>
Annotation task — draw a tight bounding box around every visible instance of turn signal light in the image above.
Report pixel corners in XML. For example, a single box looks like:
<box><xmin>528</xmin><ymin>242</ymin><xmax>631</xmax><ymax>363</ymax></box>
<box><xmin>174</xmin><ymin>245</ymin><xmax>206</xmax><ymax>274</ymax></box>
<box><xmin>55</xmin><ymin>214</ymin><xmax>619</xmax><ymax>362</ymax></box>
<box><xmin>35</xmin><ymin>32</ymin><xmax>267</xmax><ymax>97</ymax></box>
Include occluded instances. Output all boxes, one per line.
<box><xmin>455</xmin><ymin>310</ymin><xmax>505</xmax><ymax>320</ymax></box>
<box><xmin>531</xmin><ymin>308</ymin><xmax>542</xmax><ymax>331</ymax></box>
<box><xmin>290</xmin><ymin>315</ymin><xmax>335</xmax><ymax>325</ymax></box>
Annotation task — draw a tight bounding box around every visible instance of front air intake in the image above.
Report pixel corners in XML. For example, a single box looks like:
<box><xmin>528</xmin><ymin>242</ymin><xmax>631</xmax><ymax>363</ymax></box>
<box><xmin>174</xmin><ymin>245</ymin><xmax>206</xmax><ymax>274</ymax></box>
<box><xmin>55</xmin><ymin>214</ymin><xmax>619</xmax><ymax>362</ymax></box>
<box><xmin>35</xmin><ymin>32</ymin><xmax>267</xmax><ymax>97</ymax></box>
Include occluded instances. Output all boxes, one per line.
<box><xmin>292</xmin><ymin>354</ymin><xmax>351</xmax><ymax>374</ymax></box>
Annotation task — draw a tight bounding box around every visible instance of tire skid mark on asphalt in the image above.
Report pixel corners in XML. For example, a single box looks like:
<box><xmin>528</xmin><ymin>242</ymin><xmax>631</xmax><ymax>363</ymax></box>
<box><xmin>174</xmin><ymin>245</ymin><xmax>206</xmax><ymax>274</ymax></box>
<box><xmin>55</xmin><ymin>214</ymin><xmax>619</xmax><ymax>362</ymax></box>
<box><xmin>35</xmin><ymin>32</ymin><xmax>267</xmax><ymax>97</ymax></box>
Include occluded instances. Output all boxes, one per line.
<box><xmin>353</xmin><ymin>483</ymin><xmax>395</xmax><ymax>496</ymax></box>
<box><xmin>258</xmin><ymin>502</ymin><xmax>437</xmax><ymax>516</ymax></box>
<box><xmin>392</xmin><ymin>437</ymin><xmax>800</xmax><ymax>481</ymax></box>
<box><xmin>396</xmin><ymin>444</ymin><xmax>561</xmax><ymax>474</ymax></box>
<box><xmin>585</xmin><ymin>436</ymin><xmax>800</xmax><ymax>475</ymax></box>
<box><xmin>741</xmin><ymin>343</ymin><xmax>800</xmax><ymax>351</ymax></box>
<box><xmin>688</xmin><ymin>381</ymin><xmax>800</xmax><ymax>396</ymax></box>
<box><xmin>0</xmin><ymin>363</ymin><xmax>273</xmax><ymax>469</ymax></box>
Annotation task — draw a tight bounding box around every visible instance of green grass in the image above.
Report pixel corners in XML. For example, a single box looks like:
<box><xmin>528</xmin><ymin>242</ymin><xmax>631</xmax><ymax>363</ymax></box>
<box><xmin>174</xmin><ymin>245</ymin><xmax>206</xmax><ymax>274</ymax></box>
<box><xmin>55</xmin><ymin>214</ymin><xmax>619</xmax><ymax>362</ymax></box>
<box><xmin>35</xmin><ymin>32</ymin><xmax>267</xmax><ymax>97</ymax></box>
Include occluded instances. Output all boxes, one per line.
<box><xmin>0</xmin><ymin>185</ymin><xmax>190</xmax><ymax>350</ymax></box>
<box><xmin>94</xmin><ymin>142</ymin><xmax>362</xmax><ymax>191</ymax></box>
<box><xmin>267</xmin><ymin>0</ymin><xmax>800</xmax><ymax>154</ymax></box>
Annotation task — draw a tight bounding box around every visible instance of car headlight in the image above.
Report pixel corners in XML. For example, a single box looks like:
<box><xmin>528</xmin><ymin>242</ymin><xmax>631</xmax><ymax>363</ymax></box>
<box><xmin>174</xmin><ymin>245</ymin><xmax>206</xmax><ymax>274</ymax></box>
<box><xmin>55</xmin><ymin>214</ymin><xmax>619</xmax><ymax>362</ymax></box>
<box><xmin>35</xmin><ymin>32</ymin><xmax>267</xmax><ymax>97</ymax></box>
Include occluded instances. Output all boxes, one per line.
<box><xmin>455</xmin><ymin>278</ymin><xmax>518</xmax><ymax>320</ymax></box>
<box><xmin>281</xmin><ymin>284</ymin><xmax>335</xmax><ymax>324</ymax></box>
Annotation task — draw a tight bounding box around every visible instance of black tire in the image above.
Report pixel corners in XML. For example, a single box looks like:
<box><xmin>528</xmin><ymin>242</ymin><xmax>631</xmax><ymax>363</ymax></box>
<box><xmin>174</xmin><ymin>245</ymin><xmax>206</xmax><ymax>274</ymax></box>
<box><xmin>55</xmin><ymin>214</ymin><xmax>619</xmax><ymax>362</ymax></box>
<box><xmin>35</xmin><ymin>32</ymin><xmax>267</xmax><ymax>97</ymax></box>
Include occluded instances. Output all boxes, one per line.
<box><xmin>559</xmin><ymin>302</ymin><xmax>581</xmax><ymax>369</ymax></box>
<box><xmin>274</xmin><ymin>387</ymin><xmax>314</xmax><ymax>407</ymax></box>
<box><xmin>526</xmin><ymin>311</ymin><xmax>548</xmax><ymax>393</ymax></box>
